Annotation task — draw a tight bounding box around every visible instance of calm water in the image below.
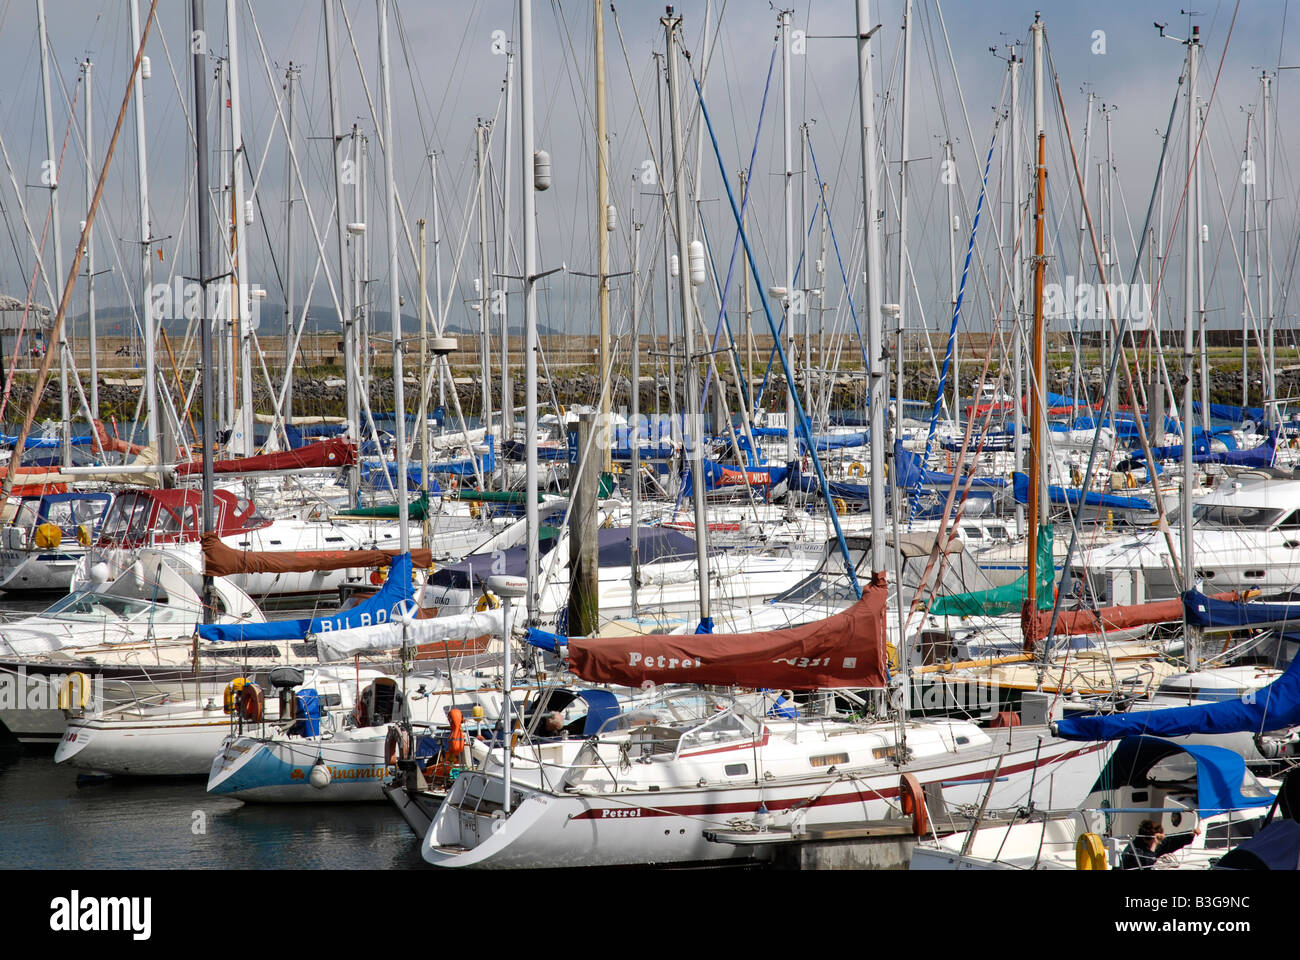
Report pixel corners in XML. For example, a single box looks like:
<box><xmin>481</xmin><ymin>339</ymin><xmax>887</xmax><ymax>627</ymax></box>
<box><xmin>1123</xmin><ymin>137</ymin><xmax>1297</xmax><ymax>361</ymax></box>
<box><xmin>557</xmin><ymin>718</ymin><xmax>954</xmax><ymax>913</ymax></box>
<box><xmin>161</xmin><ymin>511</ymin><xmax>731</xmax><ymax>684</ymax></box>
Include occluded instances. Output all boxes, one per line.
<box><xmin>0</xmin><ymin>751</ymin><xmax>427</xmax><ymax>870</ymax></box>
<box><xmin>0</xmin><ymin>595</ymin><xmax>427</xmax><ymax>871</ymax></box>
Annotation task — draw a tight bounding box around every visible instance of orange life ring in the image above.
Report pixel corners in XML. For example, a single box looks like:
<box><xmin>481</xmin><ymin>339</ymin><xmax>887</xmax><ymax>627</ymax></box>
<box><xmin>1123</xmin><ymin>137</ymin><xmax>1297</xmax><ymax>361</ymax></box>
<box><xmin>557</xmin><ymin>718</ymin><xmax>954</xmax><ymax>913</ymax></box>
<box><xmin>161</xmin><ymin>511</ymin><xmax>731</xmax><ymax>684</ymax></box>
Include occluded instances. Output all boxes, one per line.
<box><xmin>237</xmin><ymin>683</ymin><xmax>264</xmax><ymax>723</ymax></box>
<box><xmin>449</xmin><ymin>708</ymin><xmax>466</xmax><ymax>755</ymax></box>
<box><xmin>899</xmin><ymin>772</ymin><xmax>928</xmax><ymax>836</ymax></box>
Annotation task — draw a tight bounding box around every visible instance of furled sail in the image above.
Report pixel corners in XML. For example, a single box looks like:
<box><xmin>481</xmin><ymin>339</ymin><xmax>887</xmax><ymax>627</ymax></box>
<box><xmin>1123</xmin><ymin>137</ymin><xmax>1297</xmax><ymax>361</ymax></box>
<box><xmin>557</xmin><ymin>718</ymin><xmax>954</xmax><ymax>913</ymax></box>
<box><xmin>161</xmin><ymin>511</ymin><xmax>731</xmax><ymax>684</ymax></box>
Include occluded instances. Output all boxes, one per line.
<box><xmin>174</xmin><ymin>437</ymin><xmax>355</xmax><ymax>475</ymax></box>
<box><xmin>566</xmin><ymin>572</ymin><xmax>889</xmax><ymax>689</ymax></box>
<box><xmin>201</xmin><ymin>531</ymin><xmax>433</xmax><ymax>577</ymax></box>
<box><xmin>314</xmin><ymin>607</ymin><xmax>505</xmax><ymax>662</ymax></box>
<box><xmin>197</xmin><ymin>553</ymin><xmax>416</xmax><ymax>643</ymax></box>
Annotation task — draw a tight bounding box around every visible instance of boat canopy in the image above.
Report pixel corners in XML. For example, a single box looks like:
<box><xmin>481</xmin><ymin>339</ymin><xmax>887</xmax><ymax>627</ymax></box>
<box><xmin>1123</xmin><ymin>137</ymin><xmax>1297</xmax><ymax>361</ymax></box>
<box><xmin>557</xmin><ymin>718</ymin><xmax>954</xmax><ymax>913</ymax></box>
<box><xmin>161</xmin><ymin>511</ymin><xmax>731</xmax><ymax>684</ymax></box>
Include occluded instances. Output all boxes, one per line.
<box><xmin>1086</xmin><ymin>737</ymin><xmax>1274</xmax><ymax>814</ymax></box>
<box><xmin>1184</xmin><ymin>589</ymin><xmax>1300</xmax><ymax>632</ymax></box>
<box><xmin>1011</xmin><ymin>472</ymin><xmax>1151</xmax><ymax>512</ymax></box>
<box><xmin>894</xmin><ymin>440</ymin><xmax>1008</xmax><ymax>489</ymax></box>
<box><xmin>565</xmin><ymin>572</ymin><xmax>889</xmax><ymax>690</ymax></box>
<box><xmin>924</xmin><ymin>524</ymin><xmax>1054</xmax><ymax>619</ymax></box>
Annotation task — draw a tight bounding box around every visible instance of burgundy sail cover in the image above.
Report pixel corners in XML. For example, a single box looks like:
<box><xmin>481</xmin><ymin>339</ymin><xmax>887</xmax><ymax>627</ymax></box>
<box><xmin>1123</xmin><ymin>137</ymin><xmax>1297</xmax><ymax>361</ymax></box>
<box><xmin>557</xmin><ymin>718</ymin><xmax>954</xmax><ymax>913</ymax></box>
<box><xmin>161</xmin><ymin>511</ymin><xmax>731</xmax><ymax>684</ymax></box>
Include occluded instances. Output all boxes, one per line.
<box><xmin>202</xmin><ymin>532</ymin><xmax>432</xmax><ymax>577</ymax></box>
<box><xmin>567</xmin><ymin>573</ymin><xmax>889</xmax><ymax>689</ymax></box>
<box><xmin>175</xmin><ymin>437</ymin><xmax>355</xmax><ymax>475</ymax></box>
<box><xmin>1024</xmin><ymin>590</ymin><xmax>1241</xmax><ymax>645</ymax></box>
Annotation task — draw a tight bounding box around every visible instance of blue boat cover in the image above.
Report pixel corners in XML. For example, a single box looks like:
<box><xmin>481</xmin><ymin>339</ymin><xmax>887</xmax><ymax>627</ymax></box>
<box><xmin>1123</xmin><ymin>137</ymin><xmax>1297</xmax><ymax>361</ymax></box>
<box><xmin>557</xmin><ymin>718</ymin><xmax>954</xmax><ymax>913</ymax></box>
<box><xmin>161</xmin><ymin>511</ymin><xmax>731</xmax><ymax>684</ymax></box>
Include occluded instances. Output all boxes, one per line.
<box><xmin>1214</xmin><ymin>819</ymin><xmax>1300</xmax><ymax>869</ymax></box>
<box><xmin>1011</xmin><ymin>472</ymin><xmax>1152</xmax><ymax>511</ymax></box>
<box><xmin>293</xmin><ymin>688</ymin><xmax>322</xmax><ymax>737</ymax></box>
<box><xmin>1195</xmin><ymin>401</ymin><xmax>1266</xmax><ymax>424</ymax></box>
<box><xmin>1057</xmin><ymin>654</ymin><xmax>1300</xmax><ymax>744</ymax></box>
<box><xmin>580</xmin><ymin>689</ymin><xmax>621</xmax><ymax>735</ymax></box>
<box><xmin>893</xmin><ymin>440</ymin><xmax>1008</xmax><ymax>489</ymax></box>
<box><xmin>1084</xmin><ymin>737</ymin><xmax>1273</xmax><ymax>814</ymax></box>
<box><xmin>1184</xmin><ymin>589</ymin><xmax>1300</xmax><ymax>631</ymax></box>
<box><xmin>197</xmin><ymin>552</ymin><xmax>415</xmax><ymax>642</ymax></box>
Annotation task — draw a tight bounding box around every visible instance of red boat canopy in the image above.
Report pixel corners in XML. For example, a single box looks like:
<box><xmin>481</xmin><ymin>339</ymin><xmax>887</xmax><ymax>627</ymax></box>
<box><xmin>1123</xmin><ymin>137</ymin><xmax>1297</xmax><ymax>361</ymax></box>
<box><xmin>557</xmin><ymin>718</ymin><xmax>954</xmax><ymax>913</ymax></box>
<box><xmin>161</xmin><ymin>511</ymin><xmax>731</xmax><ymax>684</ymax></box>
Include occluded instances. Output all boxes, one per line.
<box><xmin>174</xmin><ymin>437</ymin><xmax>355</xmax><ymax>475</ymax></box>
<box><xmin>567</xmin><ymin>573</ymin><xmax>889</xmax><ymax>690</ymax></box>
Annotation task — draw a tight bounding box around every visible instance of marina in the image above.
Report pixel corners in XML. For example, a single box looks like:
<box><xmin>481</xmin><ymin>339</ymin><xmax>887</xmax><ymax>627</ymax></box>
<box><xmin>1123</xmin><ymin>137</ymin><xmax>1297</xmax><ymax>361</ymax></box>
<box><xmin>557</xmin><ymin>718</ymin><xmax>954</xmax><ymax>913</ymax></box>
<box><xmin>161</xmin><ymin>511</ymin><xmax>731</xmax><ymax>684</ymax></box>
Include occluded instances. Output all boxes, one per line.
<box><xmin>0</xmin><ymin>5</ymin><xmax>1297</xmax><ymax>942</ymax></box>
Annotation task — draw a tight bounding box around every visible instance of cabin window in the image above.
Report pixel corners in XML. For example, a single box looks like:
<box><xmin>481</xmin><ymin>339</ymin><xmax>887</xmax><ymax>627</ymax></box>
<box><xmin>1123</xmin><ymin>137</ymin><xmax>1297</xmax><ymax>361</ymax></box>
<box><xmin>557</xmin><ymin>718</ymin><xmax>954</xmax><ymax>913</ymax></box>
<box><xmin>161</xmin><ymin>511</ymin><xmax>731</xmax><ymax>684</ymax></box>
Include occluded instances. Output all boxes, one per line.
<box><xmin>963</xmin><ymin>526</ymin><xmax>983</xmax><ymax>540</ymax></box>
<box><xmin>1279</xmin><ymin>510</ymin><xmax>1300</xmax><ymax>530</ymax></box>
<box><xmin>987</xmin><ymin>526</ymin><xmax>1009</xmax><ymax>539</ymax></box>
<box><xmin>955</xmin><ymin>736</ymin><xmax>970</xmax><ymax>745</ymax></box>
<box><xmin>724</xmin><ymin>763</ymin><xmax>749</xmax><ymax>777</ymax></box>
<box><xmin>1244</xmin><ymin>570</ymin><xmax>1266</xmax><ymax>579</ymax></box>
<box><xmin>810</xmin><ymin>752</ymin><xmax>849</xmax><ymax>768</ymax></box>
<box><xmin>872</xmin><ymin>745</ymin><xmax>902</xmax><ymax>761</ymax></box>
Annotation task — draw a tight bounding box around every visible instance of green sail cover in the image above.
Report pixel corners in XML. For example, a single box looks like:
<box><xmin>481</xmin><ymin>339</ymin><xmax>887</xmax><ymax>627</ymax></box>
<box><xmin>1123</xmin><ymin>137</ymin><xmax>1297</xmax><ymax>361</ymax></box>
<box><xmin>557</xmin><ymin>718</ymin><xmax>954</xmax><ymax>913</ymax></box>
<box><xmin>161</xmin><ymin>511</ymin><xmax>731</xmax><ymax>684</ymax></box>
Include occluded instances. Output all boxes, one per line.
<box><xmin>337</xmin><ymin>492</ymin><xmax>430</xmax><ymax>520</ymax></box>
<box><xmin>926</xmin><ymin>524</ymin><xmax>1055</xmax><ymax>617</ymax></box>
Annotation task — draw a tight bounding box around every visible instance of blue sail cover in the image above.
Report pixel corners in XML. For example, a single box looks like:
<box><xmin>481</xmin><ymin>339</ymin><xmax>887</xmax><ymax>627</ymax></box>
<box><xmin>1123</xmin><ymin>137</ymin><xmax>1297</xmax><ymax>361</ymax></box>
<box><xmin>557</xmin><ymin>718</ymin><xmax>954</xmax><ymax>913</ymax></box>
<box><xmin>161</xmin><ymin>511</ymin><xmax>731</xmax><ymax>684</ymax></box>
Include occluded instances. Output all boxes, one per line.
<box><xmin>1195</xmin><ymin>401</ymin><xmax>1266</xmax><ymax>424</ymax></box>
<box><xmin>1057</xmin><ymin>654</ymin><xmax>1300</xmax><ymax>743</ymax></box>
<box><xmin>1184</xmin><ymin>589</ymin><xmax>1300</xmax><ymax>631</ymax></box>
<box><xmin>749</xmin><ymin>425</ymin><xmax>869</xmax><ymax>451</ymax></box>
<box><xmin>790</xmin><ymin>469</ymin><xmax>871</xmax><ymax>503</ymax></box>
<box><xmin>197</xmin><ymin>553</ymin><xmax>416</xmax><ymax>642</ymax></box>
<box><xmin>1011</xmin><ymin>472</ymin><xmax>1151</xmax><ymax>511</ymax></box>
<box><xmin>893</xmin><ymin>440</ymin><xmax>1008</xmax><ymax>489</ymax></box>
<box><xmin>1087</xmin><ymin>737</ymin><xmax>1273</xmax><ymax>814</ymax></box>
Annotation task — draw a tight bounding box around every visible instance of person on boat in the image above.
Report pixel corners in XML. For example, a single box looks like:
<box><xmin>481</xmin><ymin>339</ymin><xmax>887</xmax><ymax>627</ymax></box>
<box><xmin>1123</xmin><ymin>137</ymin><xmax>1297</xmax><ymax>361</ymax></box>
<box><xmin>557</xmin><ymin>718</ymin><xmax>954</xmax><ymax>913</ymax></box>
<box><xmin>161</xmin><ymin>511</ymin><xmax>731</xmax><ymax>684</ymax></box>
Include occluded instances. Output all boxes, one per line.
<box><xmin>1119</xmin><ymin>819</ymin><xmax>1199</xmax><ymax>869</ymax></box>
<box><xmin>539</xmin><ymin>711</ymin><xmax>566</xmax><ymax>739</ymax></box>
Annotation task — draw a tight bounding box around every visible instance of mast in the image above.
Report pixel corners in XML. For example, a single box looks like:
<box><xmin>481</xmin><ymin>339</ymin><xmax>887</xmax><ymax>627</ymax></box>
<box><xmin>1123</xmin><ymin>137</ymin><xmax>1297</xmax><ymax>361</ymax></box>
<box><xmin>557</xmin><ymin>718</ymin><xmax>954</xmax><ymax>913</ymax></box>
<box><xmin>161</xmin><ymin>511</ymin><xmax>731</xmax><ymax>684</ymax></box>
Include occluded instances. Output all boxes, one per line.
<box><xmin>500</xmin><ymin>53</ymin><xmax>515</xmax><ymax>446</ymax></box>
<box><xmin>226</xmin><ymin>0</ymin><xmax>254</xmax><ymax>457</ymax></box>
<box><xmin>128</xmin><ymin>0</ymin><xmax>159</xmax><ymax>466</ymax></box>
<box><xmin>1074</xmin><ymin>91</ymin><xmax>1094</xmax><ymax>417</ymax></box>
<box><xmin>377</xmin><ymin>0</ymin><xmax>409</xmax><ymax>551</ymax></box>
<box><xmin>323</xmin><ymin>0</ymin><xmax>358</xmax><ymax>502</ymax></box>
<box><xmin>1242</xmin><ymin>110</ymin><xmax>1252</xmax><ymax>409</ymax></box>
<box><xmin>595</xmin><ymin>0</ymin><xmax>612</xmax><ymax>474</ymax></box>
<box><xmin>1195</xmin><ymin>101</ymin><xmax>1209</xmax><ymax>436</ymax></box>
<box><xmin>521</xmin><ymin>0</ymin><xmax>540</xmax><ymax>624</ymax></box>
<box><xmin>856</xmin><ymin>0</ymin><xmax>887</xmax><ymax>578</ymax></box>
<box><xmin>192</xmin><ymin>0</ymin><xmax>217</xmax><ymax>618</ymax></box>
<box><xmin>630</xmin><ymin>211</ymin><xmax>642</xmax><ymax>617</ymax></box>
<box><xmin>894</xmin><ymin>0</ymin><xmax>913</xmax><ymax>435</ymax></box>
<box><xmin>740</xmin><ymin>167</ymin><xmax>752</xmax><ymax>410</ymax></box>
<box><xmin>431</xmin><ymin>151</ymin><xmax>446</xmax><ymax>412</ymax></box>
<box><xmin>283</xmin><ymin>62</ymin><xmax>300</xmax><ymax>426</ymax></box>
<box><xmin>82</xmin><ymin>59</ymin><xmax>99</xmax><ymax>421</ymax></box>
<box><xmin>780</xmin><ymin>8</ymin><xmax>797</xmax><ymax>488</ymax></box>
<box><xmin>38</xmin><ymin>0</ymin><xmax>71</xmax><ymax>467</ymax></box>
<box><xmin>1026</xmin><ymin>14</ymin><xmax>1047</xmax><ymax>622</ymax></box>
<box><xmin>1010</xmin><ymin>50</ymin><xmax>1024</xmax><ymax>537</ymax></box>
<box><xmin>664</xmin><ymin>8</ymin><xmax>712</xmax><ymax>630</ymax></box>
<box><xmin>476</xmin><ymin>119</ymin><xmax>492</xmax><ymax>473</ymax></box>
<box><xmin>1262</xmin><ymin>70</ymin><xmax>1275</xmax><ymax>425</ymax></box>
<box><xmin>1183</xmin><ymin>25</ymin><xmax>1200</xmax><ymax>670</ymax></box>
<box><xmin>418</xmin><ymin>216</ymin><xmax>429</xmax><ymax>541</ymax></box>
<box><xmin>946</xmin><ymin>140</ymin><xmax>958</xmax><ymax>432</ymax></box>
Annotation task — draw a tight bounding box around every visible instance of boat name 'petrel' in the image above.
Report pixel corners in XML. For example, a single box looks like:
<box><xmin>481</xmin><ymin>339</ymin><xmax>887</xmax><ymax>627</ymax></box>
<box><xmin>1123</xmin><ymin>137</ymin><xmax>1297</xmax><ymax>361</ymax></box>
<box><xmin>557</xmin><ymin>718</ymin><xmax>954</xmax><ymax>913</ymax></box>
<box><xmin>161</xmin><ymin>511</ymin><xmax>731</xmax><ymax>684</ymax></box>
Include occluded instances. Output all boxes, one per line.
<box><xmin>49</xmin><ymin>890</ymin><xmax>151</xmax><ymax>941</ymax></box>
<box><xmin>627</xmin><ymin>653</ymin><xmax>702</xmax><ymax>669</ymax></box>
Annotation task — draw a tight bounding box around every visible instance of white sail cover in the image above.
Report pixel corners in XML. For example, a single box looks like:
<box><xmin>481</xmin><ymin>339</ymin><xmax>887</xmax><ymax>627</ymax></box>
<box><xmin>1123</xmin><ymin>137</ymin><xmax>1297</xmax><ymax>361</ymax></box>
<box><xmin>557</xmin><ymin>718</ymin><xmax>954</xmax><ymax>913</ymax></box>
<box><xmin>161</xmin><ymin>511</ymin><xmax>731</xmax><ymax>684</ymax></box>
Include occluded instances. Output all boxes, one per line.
<box><xmin>315</xmin><ymin>608</ymin><xmax>505</xmax><ymax>662</ymax></box>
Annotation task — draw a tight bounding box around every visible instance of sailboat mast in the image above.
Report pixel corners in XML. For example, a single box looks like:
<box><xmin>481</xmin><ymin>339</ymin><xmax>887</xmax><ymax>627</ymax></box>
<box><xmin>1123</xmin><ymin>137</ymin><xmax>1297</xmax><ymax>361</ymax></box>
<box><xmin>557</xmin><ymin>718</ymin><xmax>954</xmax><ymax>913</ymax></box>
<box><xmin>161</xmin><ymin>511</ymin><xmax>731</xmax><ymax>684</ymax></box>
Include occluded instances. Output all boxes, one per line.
<box><xmin>664</xmin><ymin>9</ymin><xmax>712</xmax><ymax>628</ymax></box>
<box><xmin>1010</xmin><ymin>50</ymin><xmax>1024</xmax><ymax>538</ymax></box>
<box><xmin>83</xmin><ymin>59</ymin><xmax>99</xmax><ymax>420</ymax></box>
<box><xmin>500</xmin><ymin>54</ymin><xmax>515</xmax><ymax>445</ymax></box>
<box><xmin>596</xmin><ymin>0</ymin><xmax>612</xmax><ymax>475</ymax></box>
<box><xmin>781</xmin><ymin>9</ymin><xmax>797</xmax><ymax>480</ymax></box>
<box><xmin>36</xmin><ymin>1</ymin><xmax>69</xmax><ymax>468</ymax></box>
<box><xmin>192</xmin><ymin>0</ymin><xmax>216</xmax><ymax>618</ymax></box>
<box><xmin>226</xmin><ymin>0</ymin><xmax>254</xmax><ymax>456</ymax></box>
<box><xmin>1262</xmin><ymin>70</ymin><xmax>1275</xmax><ymax>426</ymax></box>
<box><xmin>377</xmin><ymin>0</ymin><xmax>409</xmax><ymax>551</ymax></box>
<box><xmin>1183</xmin><ymin>25</ymin><xmax>1200</xmax><ymax>669</ymax></box>
<box><xmin>284</xmin><ymin>63</ymin><xmax>299</xmax><ymax>426</ymax></box>
<box><xmin>521</xmin><ymin>0</ymin><xmax>540</xmax><ymax>624</ymax></box>
<box><xmin>476</xmin><ymin>120</ymin><xmax>492</xmax><ymax>472</ymax></box>
<box><xmin>322</xmin><ymin>0</ymin><xmax>358</xmax><ymax>503</ymax></box>
<box><xmin>128</xmin><ymin>0</ymin><xmax>159</xmax><ymax>469</ymax></box>
<box><xmin>855</xmin><ymin>0</ymin><xmax>887</xmax><ymax>576</ymax></box>
<box><xmin>895</xmin><ymin>0</ymin><xmax>913</xmax><ymax>430</ymax></box>
<box><xmin>1026</xmin><ymin>15</ymin><xmax>1046</xmax><ymax>616</ymax></box>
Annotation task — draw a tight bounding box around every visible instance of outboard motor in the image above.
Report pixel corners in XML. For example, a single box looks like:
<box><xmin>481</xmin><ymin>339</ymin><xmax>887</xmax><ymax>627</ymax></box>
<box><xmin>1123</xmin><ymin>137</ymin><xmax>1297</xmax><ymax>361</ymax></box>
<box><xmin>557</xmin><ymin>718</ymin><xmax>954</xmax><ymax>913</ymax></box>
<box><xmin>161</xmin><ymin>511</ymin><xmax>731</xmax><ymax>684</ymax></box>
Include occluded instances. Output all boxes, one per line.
<box><xmin>268</xmin><ymin>666</ymin><xmax>305</xmax><ymax>721</ymax></box>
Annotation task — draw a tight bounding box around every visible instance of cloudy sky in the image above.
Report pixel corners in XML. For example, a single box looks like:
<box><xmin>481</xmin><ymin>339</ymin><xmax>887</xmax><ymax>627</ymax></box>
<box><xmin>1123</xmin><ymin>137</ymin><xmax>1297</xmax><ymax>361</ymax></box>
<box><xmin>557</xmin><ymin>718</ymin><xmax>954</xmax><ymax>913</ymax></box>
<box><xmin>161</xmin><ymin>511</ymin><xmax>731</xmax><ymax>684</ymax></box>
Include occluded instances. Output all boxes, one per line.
<box><xmin>0</xmin><ymin>0</ymin><xmax>1295</xmax><ymax>369</ymax></box>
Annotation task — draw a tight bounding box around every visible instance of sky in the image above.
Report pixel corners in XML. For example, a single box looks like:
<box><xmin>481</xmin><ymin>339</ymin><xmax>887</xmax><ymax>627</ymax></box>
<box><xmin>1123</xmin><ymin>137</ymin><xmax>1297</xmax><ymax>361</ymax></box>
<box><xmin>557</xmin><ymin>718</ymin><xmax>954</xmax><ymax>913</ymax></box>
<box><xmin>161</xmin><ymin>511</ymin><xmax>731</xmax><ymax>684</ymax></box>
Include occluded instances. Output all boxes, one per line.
<box><xmin>0</xmin><ymin>0</ymin><xmax>1296</xmax><ymax>370</ymax></box>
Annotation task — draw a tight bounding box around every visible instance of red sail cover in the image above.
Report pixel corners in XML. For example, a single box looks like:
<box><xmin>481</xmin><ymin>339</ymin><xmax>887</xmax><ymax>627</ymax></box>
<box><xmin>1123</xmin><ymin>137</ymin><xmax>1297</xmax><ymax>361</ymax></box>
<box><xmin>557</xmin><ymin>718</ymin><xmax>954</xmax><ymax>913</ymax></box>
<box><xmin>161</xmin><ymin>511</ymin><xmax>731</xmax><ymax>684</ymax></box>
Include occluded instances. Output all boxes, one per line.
<box><xmin>1026</xmin><ymin>590</ymin><xmax>1241</xmax><ymax>643</ymax></box>
<box><xmin>202</xmin><ymin>532</ymin><xmax>432</xmax><ymax>576</ymax></box>
<box><xmin>567</xmin><ymin>573</ymin><xmax>889</xmax><ymax>690</ymax></box>
<box><xmin>175</xmin><ymin>437</ymin><xmax>356</xmax><ymax>475</ymax></box>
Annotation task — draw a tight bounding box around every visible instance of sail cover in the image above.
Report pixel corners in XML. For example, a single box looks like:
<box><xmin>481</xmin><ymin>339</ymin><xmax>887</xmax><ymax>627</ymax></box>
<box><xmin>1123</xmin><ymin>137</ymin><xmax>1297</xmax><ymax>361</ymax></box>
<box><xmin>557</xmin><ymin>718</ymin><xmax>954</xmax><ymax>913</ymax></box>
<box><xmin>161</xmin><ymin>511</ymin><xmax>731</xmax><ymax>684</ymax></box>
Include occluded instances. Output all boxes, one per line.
<box><xmin>1184</xmin><ymin>589</ymin><xmax>1300</xmax><ymax>632</ymax></box>
<box><xmin>1056</xmin><ymin>655</ymin><xmax>1300</xmax><ymax>741</ymax></box>
<box><xmin>174</xmin><ymin>437</ymin><xmax>355</xmax><ymax>475</ymax></box>
<box><xmin>1030</xmin><ymin>590</ymin><xmax>1242</xmax><ymax>639</ymax></box>
<box><xmin>197</xmin><ymin>553</ymin><xmax>416</xmax><ymax>643</ymax></box>
<box><xmin>566</xmin><ymin>572</ymin><xmax>889</xmax><ymax>689</ymax></box>
<box><xmin>314</xmin><ymin>607</ymin><xmax>505</xmax><ymax>661</ymax></box>
<box><xmin>925</xmin><ymin>524</ymin><xmax>1055</xmax><ymax>618</ymax></box>
<box><xmin>202</xmin><ymin>531</ymin><xmax>433</xmax><ymax>577</ymax></box>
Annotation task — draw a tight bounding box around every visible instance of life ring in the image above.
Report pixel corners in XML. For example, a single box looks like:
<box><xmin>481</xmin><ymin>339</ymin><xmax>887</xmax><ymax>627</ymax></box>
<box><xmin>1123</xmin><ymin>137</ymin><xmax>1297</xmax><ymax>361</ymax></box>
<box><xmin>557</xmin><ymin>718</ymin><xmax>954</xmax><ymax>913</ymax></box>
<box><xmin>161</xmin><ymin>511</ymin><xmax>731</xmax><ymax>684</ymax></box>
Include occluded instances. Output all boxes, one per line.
<box><xmin>1076</xmin><ymin>832</ymin><xmax>1108</xmax><ymax>870</ymax></box>
<box><xmin>833</xmin><ymin>497</ymin><xmax>849</xmax><ymax>515</ymax></box>
<box><xmin>449</xmin><ymin>707</ymin><xmax>466</xmax><ymax>755</ymax></box>
<box><xmin>469</xmin><ymin>500</ymin><xmax>482</xmax><ymax>520</ymax></box>
<box><xmin>223</xmin><ymin>678</ymin><xmax>249</xmax><ymax>715</ymax></box>
<box><xmin>75</xmin><ymin>523</ymin><xmax>93</xmax><ymax>547</ymax></box>
<box><xmin>33</xmin><ymin>522</ymin><xmax>62</xmax><ymax>549</ymax></box>
<box><xmin>57</xmin><ymin>671</ymin><xmax>92</xmax><ymax>710</ymax></box>
<box><xmin>849</xmin><ymin>461</ymin><xmax>865</xmax><ymax>479</ymax></box>
<box><xmin>384</xmin><ymin>725</ymin><xmax>411</xmax><ymax>765</ymax></box>
<box><xmin>476</xmin><ymin>591</ymin><xmax>500</xmax><ymax>612</ymax></box>
<box><xmin>236</xmin><ymin>683</ymin><xmax>264</xmax><ymax>723</ymax></box>
<box><xmin>898</xmin><ymin>772</ymin><xmax>929</xmax><ymax>837</ymax></box>
<box><xmin>448</xmin><ymin>476</ymin><xmax>460</xmax><ymax>496</ymax></box>
<box><xmin>1126</xmin><ymin>472</ymin><xmax>1138</xmax><ymax>489</ymax></box>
